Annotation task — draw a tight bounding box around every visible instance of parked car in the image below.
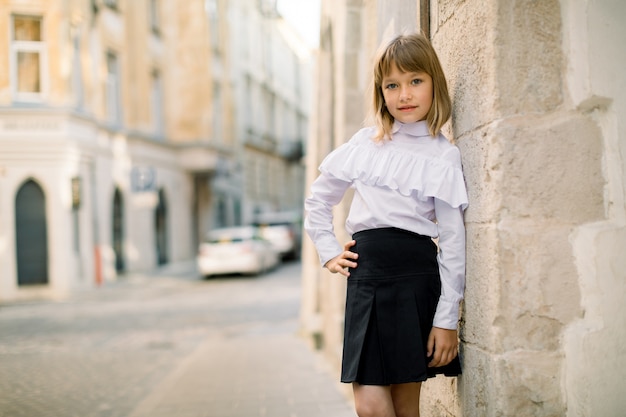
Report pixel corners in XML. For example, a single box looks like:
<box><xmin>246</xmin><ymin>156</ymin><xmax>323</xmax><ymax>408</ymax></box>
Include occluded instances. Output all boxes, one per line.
<box><xmin>197</xmin><ymin>226</ymin><xmax>280</xmax><ymax>277</ymax></box>
<box><xmin>253</xmin><ymin>211</ymin><xmax>302</xmax><ymax>260</ymax></box>
<box><xmin>257</xmin><ymin>223</ymin><xmax>299</xmax><ymax>260</ymax></box>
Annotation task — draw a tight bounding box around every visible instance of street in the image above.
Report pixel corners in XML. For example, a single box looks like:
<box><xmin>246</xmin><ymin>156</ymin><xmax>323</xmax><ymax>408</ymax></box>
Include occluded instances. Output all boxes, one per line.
<box><xmin>0</xmin><ymin>261</ymin><xmax>355</xmax><ymax>417</ymax></box>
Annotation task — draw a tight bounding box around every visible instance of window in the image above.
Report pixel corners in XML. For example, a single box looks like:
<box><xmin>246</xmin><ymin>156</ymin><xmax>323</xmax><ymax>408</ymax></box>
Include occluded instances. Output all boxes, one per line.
<box><xmin>11</xmin><ymin>15</ymin><xmax>47</xmax><ymax>102</ymax></box>
<box><xmin>216</xmin><ymin>195</ymin><xmax>227</xmax><ymax>228</ymax></box>
<box><xmin>105</xmin><ymin>51</ymin><xmax>122</xmax><ymax>125</ymax></box>
<box><xmin>259</xmin><ymin>0</ymin><xmax>278</xmax><ymax>16</ymax></box>
<box><xmin>244</xmin><ymin>75</ymin><xmax>253</xmax><ymax>132</ymax></box>
<box><xmin>246</xmin><ymin>155</ymin><xmax>257</xmax><ymax>198</ymax></box>
<box><xmin>151</xmin><ymin>70</ymin><xmax>164</xmax><ymax>136</ymax></box>
<box><xmin>261</xmin><ymin>89</ymin><xmax>276</xmax><ymax>137</ymax></box>
<box><xmin>212</xmin><ymin>82</ymin><xmax>223</xmax><ymax>143</ymax></box>
<box><xmin>149</xmin><ymin>0</ymin><xmax>160</xmax><ymax>33</ymax></box>
<box><xmin>258</xmin><ymin>158</ymin><xmax>268</xmax><ymax>198</ymax></box>
<box><xmin>206</xmin><ymin>0</ymin><xmax>220</xmax><ymax>51</ymax></box>
<box><xmin>71</xmin><ymin>27</ymin><xmax>84</xmax><ymax>109</ymax></box>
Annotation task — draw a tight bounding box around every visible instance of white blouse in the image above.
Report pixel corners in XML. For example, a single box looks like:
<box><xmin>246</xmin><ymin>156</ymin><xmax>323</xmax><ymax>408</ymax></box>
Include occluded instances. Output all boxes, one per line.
<box><xmin>304</xmin><ymin>120</ymin><xmax>469</xmax><ymax>330</ymax></box>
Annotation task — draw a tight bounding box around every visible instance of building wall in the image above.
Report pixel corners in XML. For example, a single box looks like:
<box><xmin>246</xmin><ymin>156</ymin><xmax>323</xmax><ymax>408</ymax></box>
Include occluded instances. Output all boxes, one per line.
<box><xmin>0</xmin><ymin>0</ymin><xmax>312</xmax><ymax>301</ymax></box>
<box><xmin>0</xmin><ymin>0</ymin><xmax>219</xmax><ymax>301</ymax></box>
<box><xmin>302</xmin><ymin>0</ymin><xmax>626</xmax><ymax>415</ymax></box>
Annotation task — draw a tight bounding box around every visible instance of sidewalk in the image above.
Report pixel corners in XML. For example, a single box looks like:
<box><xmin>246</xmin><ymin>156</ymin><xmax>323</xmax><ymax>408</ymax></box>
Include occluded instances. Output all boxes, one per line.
<box><xmin>124</xmin><ymin>261</ymin><xmax>356</xmax><ymax>417</ymax></box>
<box><xmin>127</xmin><ymin>331</ymin><xmax>355</xmax><ymax>417</ymax></box>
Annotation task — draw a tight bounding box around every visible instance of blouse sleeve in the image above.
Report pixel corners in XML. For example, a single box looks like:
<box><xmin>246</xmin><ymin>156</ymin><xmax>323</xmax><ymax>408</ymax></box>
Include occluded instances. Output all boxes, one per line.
<box><xmin>304</xmin><ymin>171</ymin><xmax>352</xmax><ymax>266</ymax></box>
<box><xmin>433</xmin><ymin>198</ymin><xmax>466</xmax><ymax>329</ymax></box>
<box><xmin>432</xmin><ymin>145</ymin><xmax>468</xmax><ymax>330</ymax></box>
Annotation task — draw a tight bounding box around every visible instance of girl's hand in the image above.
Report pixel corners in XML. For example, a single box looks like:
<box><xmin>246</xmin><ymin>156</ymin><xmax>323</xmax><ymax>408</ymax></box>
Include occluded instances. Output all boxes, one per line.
<box><xmin>426</xmin><ymin>327</ymin><xmax>459</xmax><ymax>367</ymax></box>
<box><xmin>324</xmin><ymin>240</ymin><xmax>358</xmax><ymax>277</ymax></box>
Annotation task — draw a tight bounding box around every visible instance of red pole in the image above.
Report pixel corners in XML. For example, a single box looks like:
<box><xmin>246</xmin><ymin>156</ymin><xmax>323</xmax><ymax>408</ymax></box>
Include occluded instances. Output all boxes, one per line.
<box><xmin>94</xmin><ymin>246</ymin><xmax>103</xmax><ymax>286</ymax></box>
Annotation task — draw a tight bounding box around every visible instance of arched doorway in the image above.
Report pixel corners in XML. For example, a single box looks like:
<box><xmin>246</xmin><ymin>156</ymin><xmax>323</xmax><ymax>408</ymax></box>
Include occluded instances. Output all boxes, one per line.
<box><xmin>112</xmin><ymin>187</ymin><xmax>125</xmax><ymax>273</ymax></box>
<box><xmin>15</xmin><ymin>179</ymin><xmax>49</xmax><ymax>285</ymax></box>
<box><xmin>155</xmin><ymin>188</ymin><xmax>168</xmax><ymax>265</ymax></box>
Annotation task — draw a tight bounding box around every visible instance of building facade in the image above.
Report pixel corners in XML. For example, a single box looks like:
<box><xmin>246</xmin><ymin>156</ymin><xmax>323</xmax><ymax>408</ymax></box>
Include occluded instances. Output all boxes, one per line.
<box><xmin>0</xmin><ymin>0</ymin><xmax>310</xmax><ymax>301</ymax></box>
<box><xmin>301</xmin><ymin>0</ymin><xmax>626</xmax><ymax>415</ymax></box>
<box><xmin>228</xmin><ymin>0</ymin><xmax>311</xmax><ymax>224</ymax></box>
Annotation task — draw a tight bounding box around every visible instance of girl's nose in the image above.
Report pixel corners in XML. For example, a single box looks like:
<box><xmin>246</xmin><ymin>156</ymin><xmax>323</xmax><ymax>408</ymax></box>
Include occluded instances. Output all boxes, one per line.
<box><xmin>400</xmin><ymin>86</ymin><xmax>411</xmax><ymax>100</ymax></box>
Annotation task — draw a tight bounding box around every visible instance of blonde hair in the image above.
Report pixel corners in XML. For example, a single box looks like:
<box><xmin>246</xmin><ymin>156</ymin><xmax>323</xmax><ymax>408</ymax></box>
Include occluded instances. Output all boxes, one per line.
<box><xmin>370</xmin><ymin>33</ymin><xmax>451</xmax><ymax>141</ymax></box>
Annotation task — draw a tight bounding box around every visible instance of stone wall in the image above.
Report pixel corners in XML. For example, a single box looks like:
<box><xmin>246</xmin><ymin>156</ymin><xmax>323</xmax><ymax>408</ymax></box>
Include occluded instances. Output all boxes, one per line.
<box><xmin>561</xmin><ymin>1</ymin><xmax>626</xmax><ymax>415</ymax></box>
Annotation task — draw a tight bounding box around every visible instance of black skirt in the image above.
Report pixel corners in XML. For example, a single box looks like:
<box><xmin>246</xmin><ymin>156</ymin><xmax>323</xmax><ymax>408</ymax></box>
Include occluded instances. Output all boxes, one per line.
<box><xmin>341</xmin><ymin>227</ymin><xmax>462</xmax><ymax>385</ymax></box>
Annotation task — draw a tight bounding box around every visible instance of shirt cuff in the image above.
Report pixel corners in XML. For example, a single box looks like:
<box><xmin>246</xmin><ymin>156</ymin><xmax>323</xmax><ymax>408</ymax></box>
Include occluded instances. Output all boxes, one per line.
<box><xmin>432</xmin><ymin>297</ymin><xmax>460</xmax><ymax>330</ymax></box>
<box><xmin>317</xmin><ymin>239</ymin><xmax>343</xmax><ymax>267</ymax></box>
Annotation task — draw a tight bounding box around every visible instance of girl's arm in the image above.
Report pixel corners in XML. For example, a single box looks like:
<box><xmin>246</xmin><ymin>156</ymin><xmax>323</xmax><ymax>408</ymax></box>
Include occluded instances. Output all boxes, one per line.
<box><xmin>427</xmin><ymin>198</ymin><xmax>465</xmax><ymax>367</ymax></box>
<box><xmin>304</xmin><ymin>172</ymin><xmax>352</xmax><ymax>266</ymax></box>
<box><xmin>432</xmin><ymin>198</ymin><xmax>466</xmax><ymax>330</ymax></box>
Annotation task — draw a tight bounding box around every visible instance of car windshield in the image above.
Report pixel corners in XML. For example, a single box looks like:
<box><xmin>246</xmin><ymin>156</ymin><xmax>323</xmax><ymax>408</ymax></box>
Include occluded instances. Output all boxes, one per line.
<box><xmin>206</xmin><ymin>227</ymin><xmax>260</xmax><ymax>243</ymax></box>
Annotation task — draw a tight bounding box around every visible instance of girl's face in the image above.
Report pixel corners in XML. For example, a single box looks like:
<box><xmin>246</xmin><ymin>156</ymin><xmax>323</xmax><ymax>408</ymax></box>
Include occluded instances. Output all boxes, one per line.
<box><xmin>381</xmin><ymin>63</ymin><xmax>433</xmax><ymax>124</ymax></box>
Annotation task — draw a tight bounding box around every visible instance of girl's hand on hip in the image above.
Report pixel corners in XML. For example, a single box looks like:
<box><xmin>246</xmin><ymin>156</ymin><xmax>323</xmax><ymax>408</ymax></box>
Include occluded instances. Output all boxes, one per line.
<box><xmin>324</xmin><ymin>240</ymin><xmax>358</xmax><ymax>277</ymax></box>
<box><xmin>427</xmin><ymin>327</ymin><xmax>459</xmax><ymax>367</ymax></box>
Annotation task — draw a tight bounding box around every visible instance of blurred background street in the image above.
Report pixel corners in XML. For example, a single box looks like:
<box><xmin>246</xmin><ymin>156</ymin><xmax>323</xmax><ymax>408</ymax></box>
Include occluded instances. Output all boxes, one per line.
<box><xmin>0</xmin><ymin>261</ymin><xmax>355</xmax><ymax>417</ymax></box>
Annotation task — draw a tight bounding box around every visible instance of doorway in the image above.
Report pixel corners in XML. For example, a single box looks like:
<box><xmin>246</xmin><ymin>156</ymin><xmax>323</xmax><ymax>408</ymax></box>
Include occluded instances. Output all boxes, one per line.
<box><xmin>112</xmin><ymin>187</ymin><xmax>125</xmax><ymax>273</ymax></box>
<box><xmin>155</xmin><ymin>188</ymin><xmax>168</xmax><ymax>265</ymax></box>
<box><xmin>15</xmin><ymin>179</ymin><xmax>49</xmax><ymax>285</ymax></box>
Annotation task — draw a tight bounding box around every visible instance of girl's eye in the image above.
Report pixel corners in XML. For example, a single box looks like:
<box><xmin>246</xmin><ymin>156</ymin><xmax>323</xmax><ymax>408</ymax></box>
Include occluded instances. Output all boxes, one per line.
<box><xmin>385</xmin><ymin>83</ymin><xmax>398</xmax><ymax>90</ymax></box>
<box><xmin>411</xmin><ymin>79</ymin><xmax>423</xmax><ymax>85</ymax></box>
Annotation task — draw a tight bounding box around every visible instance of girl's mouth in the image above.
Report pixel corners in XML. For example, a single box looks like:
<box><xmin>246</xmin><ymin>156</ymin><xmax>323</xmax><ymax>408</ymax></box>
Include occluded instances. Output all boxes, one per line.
<box><xmin>398</xmin><ymin>106</ymin><xmax>416</xmax><ymax>112</ymax></box>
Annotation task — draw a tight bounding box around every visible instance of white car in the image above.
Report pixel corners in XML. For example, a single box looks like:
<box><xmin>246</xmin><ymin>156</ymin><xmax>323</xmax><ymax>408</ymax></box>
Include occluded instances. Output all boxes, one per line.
<box><xmin>253</xmin><ymin>211</ymin><xmax>302</xmax><ymax>260</ymax></box>
<box><xmin>197</xmin><ymin>226</ymin><xmax>280</xmax><ymax>277</ymax></box>
<box><xmin>257</xmin><ymin>223</ymin><xmax>299</xmax><ymax>260</ymax></box>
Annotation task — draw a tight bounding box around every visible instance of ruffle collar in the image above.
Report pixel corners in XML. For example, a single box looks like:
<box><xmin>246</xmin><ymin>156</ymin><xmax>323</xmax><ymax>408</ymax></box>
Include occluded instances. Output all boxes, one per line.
<box><xmin>319</xmin><ymin>127</ymin><xmax>468</xmax><ymax>210</ymax></box>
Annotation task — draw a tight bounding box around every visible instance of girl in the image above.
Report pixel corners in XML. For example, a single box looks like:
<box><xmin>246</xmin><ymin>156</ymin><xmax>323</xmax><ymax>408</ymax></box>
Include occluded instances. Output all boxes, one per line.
<box><xmin>304</xmin><ymin>33</ymin><xmax>468</xmax><ymax>417</ymax></box>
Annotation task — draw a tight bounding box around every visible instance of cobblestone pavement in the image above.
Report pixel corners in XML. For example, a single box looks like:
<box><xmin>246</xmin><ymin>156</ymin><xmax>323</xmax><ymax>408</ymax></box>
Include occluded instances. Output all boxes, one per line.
<box><xmin>0</xmin><ymin>262</ymin><xmax>355</xmax><ymax>417</ymax></box>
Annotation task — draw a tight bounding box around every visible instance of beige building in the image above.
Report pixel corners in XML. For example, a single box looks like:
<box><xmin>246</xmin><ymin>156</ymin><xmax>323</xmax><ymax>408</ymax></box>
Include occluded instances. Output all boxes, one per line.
<box><xmin>0</xmin><ymin>0</ymin><xmax>310</xmax><ymax>301</ymax></box>
<box><xmin>301</xmin><ymin>0</ymin><xmax>626</xmax><ymax>416</ymax></box>
<box><xmin>228</xmin><ymin>0</ymin><xmax>312</xmax><ymax>224</ymax></box>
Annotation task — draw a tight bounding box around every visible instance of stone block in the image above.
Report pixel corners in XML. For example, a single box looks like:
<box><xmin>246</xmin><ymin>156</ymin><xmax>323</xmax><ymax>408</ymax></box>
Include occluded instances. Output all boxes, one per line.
<box><xmin>496</xmin><ymin>221</ymin><xmax>582</xmax><ymax>351</ymax></box>
<box><xmin>564</xmin><ymin>223</ymin><xmax>626</xmax><ymax>416</ymax></box>
<box><xmin>494</xmin><ymin>0</ymin><xmax>563</xmax><ymax>116</ymax></box>
<box><xmin>461</xmin><ymin>346</ymin><xmax>564</xmax><ymax>417</ymax></box>
<box><xmin>462</xmin><ymin>223</ymin><xmax>501</xmax><ymax>351</ymax></box>
<box><xmin>497</xmin><ymin>114</ymin><xmax>604</xmax><ymax>223</ymax></box>
<box><xmin>458</xmin><ymin>344</ymin><xmax>496</xmax><ymax>417</ymax></box>
<box><xmin>457</xmin><ymin>123</ymin><xmax>504</xmax><ymax>224</ymax></box>
<box><xmin>496</xmin><ymin>350</ymin><xmax>564</xmax><ymax>417</ymax></box>
<box><xmin>420</xmin><ymin>375</ymin><xmax>460</xmax><ymax>417</ymax></box>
